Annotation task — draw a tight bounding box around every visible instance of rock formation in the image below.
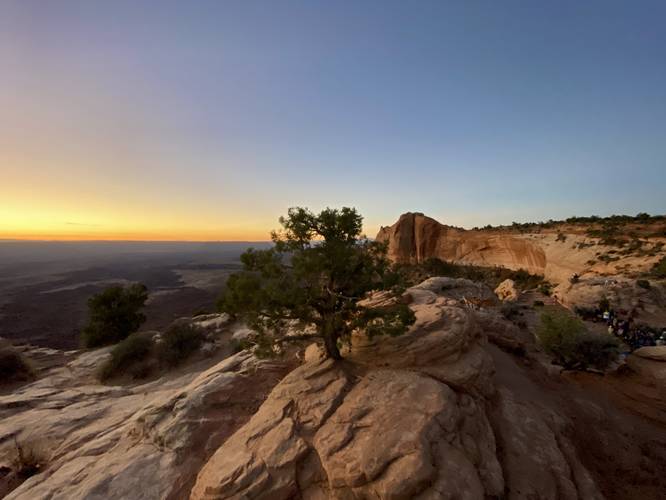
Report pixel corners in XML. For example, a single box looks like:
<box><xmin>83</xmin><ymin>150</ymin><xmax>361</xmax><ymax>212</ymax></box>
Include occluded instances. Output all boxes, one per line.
<box><xmin>495</xmin><ymin>278</ymin><xmax>519</xmax><ymax>301</ymax></box>
<box><xmin>376</xmin><ymin>213</ymin><xmax>666</xmax><ymax>285</ymax></box>
<box><xmin>376</xmin><ymin>213</ymin><xmax>548</xmax><ymax>276</ymax></box>
<box><xmin>377</xmin><ymin>212</ymin><xmax>666</xmax><ymax>326</ymax></box>
<box><xmin>190</xmin><ymin>278</ymin><xmax>654</xmax><ymax>500</ymax></box>
<box><xmin>2</xmin><ymin>281</ymin><xmax>665</xmax><ymax>499</ymax></box>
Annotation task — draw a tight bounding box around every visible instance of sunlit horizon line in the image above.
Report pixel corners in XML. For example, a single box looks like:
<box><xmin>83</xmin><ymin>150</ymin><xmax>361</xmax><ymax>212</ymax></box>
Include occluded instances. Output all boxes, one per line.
<box><xmin>0</xmin><ymin>236</ymin><xmax>273</xmax><ymax>243</ymax></box>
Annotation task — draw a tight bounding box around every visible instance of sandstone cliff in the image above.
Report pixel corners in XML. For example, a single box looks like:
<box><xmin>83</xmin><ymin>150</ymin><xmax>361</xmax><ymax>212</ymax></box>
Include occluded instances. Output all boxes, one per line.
<box><xmin>376</xmin><ymin>212</ymin><xmax>666</xmax><ymax>285</ymax></box>
<box><xmin>377</xmin><ymin>213</ymin><xmax>666</xmax><ymax>326</ymax></box>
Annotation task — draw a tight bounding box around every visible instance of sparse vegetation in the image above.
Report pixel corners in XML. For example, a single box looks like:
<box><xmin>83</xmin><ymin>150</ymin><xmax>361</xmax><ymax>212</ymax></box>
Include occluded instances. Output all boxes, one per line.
<box><xmin>0</xmin><ymin>346</ymin><xmax>34</xmax><ymax>383</ymax></box>
<box><xmin>11</xmin><ymin>439</ymin><xmax>48</xmax><ymax>479</ymax></box>
<box><xmin>500</xmin><ymin>302</ymin><xmax>522</xmax><ymax>321</ymax></box>
<box><xmin>636</xmin><ymin>279</ymin><xmax>651</xmax><ymax>290</ymax></box>
<box><xmin>219</xmin><ymin>207</ymin><xmax>415</xmax><ymax>360</ymax></box>
<box><xmin>598</xmin><ymin>253</ymin><xmax>620</xmax><ymax>264</ymax></box>
<box><xmin>98</xmin><ymin>332</ymin><xmax>154</xmax><ymax>381</ymax></box>
<box><xmin>82</xmin><ymin>284</ymin><xmax>148</xmax><ymax>348</ymax></box>
<box><xmin>475</xmin><ymin>213</ymin><xmax>665</xmax><ymax>232</ymax></box>
<box><xmin>533</xmin><ymin>300</ymin><xmax>545</xmax><ymax>307</ymax></box>
<box><xmin>650</xmin><ymin>257</ymin><xmax>666</xmax><ymax>279</ymax></box>
<box><xmin>537</xmin><ymin>311</ymin><xmax>619</xmax><ymax>371</ymax></box>
<box><xmin>598</xmin><ymin>297</ymin><xmax>610</xmax><ymax>312</ymax></box>
<box><xmin>157</xmin><ymin>323</ymin><xmax>204</xmax><ymax>367</ymax></box>
<box><xmin>399</xmin><ymin>258</ymin><xmax>546</xmax><ymax>291</ymax></box>
<box><xmin>556</xmin><ymin>232</ymin><xmax>567</xmax><ymax>242</ymax></box>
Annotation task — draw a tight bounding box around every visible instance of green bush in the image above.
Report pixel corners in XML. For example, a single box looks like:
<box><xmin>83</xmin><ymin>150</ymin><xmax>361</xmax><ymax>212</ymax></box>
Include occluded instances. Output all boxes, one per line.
<box><xmin>157</xmin><ymin>323</ymin><xmax>204</xmax><ymax>367</ymax></box>
<box><xmin>537</xmin><ymin>311</ymin><xmax>619</xmax><ymax>370</ymax></box>
<box><xmin>0</xmin><ymin>347</ymin><xmax>34</xmax><ymax>383</ymax></box>
<box><xmin>403</xmin><ymin>259</ymin><xmax>545</xmax><ymax>291</ymax></box>
<box><xmin>98</xmin><ymin>333</ymin><xmax>154</xmax><ymax>381</ymax></box>
<box><xmin>82</xmin><ymin>284</ymin><xmax>148</xmax><ymax>347</ymax></box>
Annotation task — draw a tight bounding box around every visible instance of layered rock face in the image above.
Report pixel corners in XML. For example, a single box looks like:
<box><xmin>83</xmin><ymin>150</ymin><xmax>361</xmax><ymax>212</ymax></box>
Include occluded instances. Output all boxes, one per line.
<box><xmin>190</xmin><ymin>278</ymin><xmax>605</xmax><ymax>500</ymax></box>
<box><xmin>376</xmin><ymin>213</ymin><xmax>666</xmax><ymax>286</ymax></box>
<box><xmin>377</xmin><ymin>213</ymin><xmax>666</xmax><ymax>326</ymax></box>
<box><xmin>376</xmin><ymin>213</ymin><xmax>548</xmax><ymax>276</ymax></box>
<box><xmin>0</xmin><ymin>318</ymin><xmax>294</xmax><ymax>500</ymax></box>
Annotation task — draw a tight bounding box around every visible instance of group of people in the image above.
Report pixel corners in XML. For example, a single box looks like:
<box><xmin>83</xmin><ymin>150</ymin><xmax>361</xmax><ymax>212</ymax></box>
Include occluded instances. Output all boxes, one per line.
<box><xmin>576</xmin><ymin>305</ymin><xmax>665</xmax><ymax>350</ymax></box>
<box><xmin>599</xmin><ymin>309</ymin><xmax>665</xmax><ymax>350</ymax></box>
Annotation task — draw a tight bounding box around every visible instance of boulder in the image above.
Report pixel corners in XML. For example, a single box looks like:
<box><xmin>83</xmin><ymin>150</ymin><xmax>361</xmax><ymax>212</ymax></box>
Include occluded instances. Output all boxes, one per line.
<box><xmin>627</xmin><ymin>346</ymin><xmax>666</xmax><ymax>390</ymax></box>
<box><xmin>631</xmin><ymin>345</ymin><xmax>666</xmax><ymax>362</ymax></box>
<box><xmin>495</xmin><ymin>278</ymin><xmax>519</xmax><ymax>301</ymax></box>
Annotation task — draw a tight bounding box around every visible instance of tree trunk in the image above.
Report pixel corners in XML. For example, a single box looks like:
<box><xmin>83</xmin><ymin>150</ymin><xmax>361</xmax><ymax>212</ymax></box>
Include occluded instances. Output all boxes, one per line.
<box><xmin>323</xmin><ymin>332</ymin><xmax>342</xmax><ymax>360</ymax></box>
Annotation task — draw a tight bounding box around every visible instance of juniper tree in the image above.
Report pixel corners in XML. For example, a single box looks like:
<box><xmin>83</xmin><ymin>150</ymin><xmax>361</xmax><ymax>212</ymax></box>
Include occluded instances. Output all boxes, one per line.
<box><xmin>82</xmin><ymin>283</ymin><xmax>148</xmax><ymax>347</ymax></box>
<box><xmin>219</xmin><ymin>207</ymin><xmax>415</xmax><ymax>359</ymax></box>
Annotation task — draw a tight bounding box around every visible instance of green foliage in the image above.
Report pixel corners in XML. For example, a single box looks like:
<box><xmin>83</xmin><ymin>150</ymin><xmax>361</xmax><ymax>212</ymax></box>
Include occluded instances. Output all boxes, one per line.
<box><xmin>537</xmin><ymin>311</ymin><xmax>619</xmax><ymax>370</ymax></box>
<box><xmin>650</xmin><ymin>257</ymin><xmax>666</xmax><ymax>279</ymax></box>
<box><xmin>401</xmin><ymin>258</ymin><xmax>544</xmax><ymax>291</ymax></box>
<box><xmin>157</xmin><ymin>323</ymin><xmax>204</xmax><ymax>367</ymax></box>
<box><xmin>0</xmin><ymin>347</ymin><xmax>34</xmax><ymax>383</ymax></box>
<box><xmin>98</xmin><ymin>333</ymin><xmax>154</xmax><ymax>381</ymax></box>
<box><xmin>538</xmin><ymin>282</ymin><xmax>552</xmax><ymax>296</ymax></box>
<box><xmin>219</xmin><ymin>207</ymin><xmax>415</xmax><ymax>359</ymax></box>
<box><xmin>82</xmin><ymin>284</ymin><xmax>148</xmax><ymax>347</ymax></box>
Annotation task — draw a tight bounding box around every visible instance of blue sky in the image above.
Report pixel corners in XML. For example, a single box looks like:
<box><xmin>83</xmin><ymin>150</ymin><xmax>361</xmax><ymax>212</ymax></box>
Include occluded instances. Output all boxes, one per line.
<box><xmin>1</xmin><ymin>0</ymin><xmax>665</xmax><ymax>239</ymax></box>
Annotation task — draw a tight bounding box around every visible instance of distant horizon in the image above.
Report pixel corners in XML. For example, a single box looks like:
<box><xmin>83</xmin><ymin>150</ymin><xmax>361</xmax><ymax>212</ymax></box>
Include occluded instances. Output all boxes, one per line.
<box><xmin>2</xmin><ymin>209</ymin><xmax>664</xmax><ymax>243</ymax></box>
<box><xmin>2</xmin><ymin>1</ymin><xmax>665</xmax><ymax>240</ymax></box>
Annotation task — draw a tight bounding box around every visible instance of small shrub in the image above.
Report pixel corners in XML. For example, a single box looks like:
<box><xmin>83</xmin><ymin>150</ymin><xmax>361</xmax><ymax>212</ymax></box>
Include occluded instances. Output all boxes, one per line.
<box><xmin>11</xmin><ymin>439</ymin><xmax>48</xmax><ymax>479</ymax></box>
<box><xmin>157</xmin><ymin>323</ymin><xmax>204</xmax><ymax>367</ymax></box>
<box><xmin>0</xmin><ymin>347</ymin><xmax>34</xmax><ymax>383</ymax></box>
<box><xmin>82</xmin><ymin>284</ymin><xmax>148</xmax><ymax>347</ymax></box>
<box><xmin>230</xmin><ymin>338</ymin><xmax>251</xmax><ymax>353</ymax></box>
<box><xmin>650</xmin><ymin>257</ymin><xmax>666</xmax><ymax>279</ymax></box>
<box><xmin>556</xmin><ymin>232</ymin><xmax>567</xmax><ymax>242</ymax></box>
<box><xmin>537</xmin><ymin>311</ymin><xmax>619</xmax><ymax>370</ymax></box>
<box><xmin>538</xmin><ymin>283</ymin><xmax>552</xmax><ymax>296</ymax></box>
<box><xmin>598</xmin><ymin>253</ymin><xmax>620</xmax><ymax>264</ymax></box>
<box><xmin>636</xmin><ymin>279</ymin><xmax>651</xmax><ymax>290</ymax></box>
<box><xmin>598</xmin><ymin>297</ymin><xmax>610</xmax><ymax>311</ymax></box>
<box><xmin>500</xmin><ymin>302</ymin><xmax>522</xmax><ymax>320</ymax></box>
<box><xmin>98</xmin><ymin>333</ymin><xmax>154</xmax><ymax>381</ymax></box>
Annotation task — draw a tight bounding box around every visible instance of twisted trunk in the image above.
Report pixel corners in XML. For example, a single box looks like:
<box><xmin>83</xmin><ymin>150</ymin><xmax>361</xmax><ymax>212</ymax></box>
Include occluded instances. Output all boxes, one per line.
<box><xmin>320</xmin><ymin>315</ymin><xmax>342</xmax><ymax>360</ymax></box>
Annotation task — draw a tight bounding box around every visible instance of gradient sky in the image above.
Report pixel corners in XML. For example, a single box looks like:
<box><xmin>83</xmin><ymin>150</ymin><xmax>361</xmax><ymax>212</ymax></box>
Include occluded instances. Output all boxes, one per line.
<box><xmin>1</xmin><ymin>0</ymin><xmax>665</xmax><ymax>241</ymax></box>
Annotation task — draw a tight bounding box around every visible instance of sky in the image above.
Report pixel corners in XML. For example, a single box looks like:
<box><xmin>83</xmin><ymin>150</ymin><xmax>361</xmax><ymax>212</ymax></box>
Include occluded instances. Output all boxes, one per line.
<box><xmin>1</xmin><ymin>0</ymin><xmax>665</xmax><ymax>241</ymax></box>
